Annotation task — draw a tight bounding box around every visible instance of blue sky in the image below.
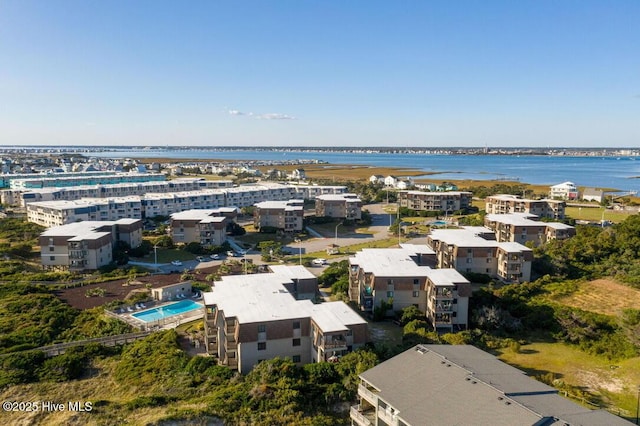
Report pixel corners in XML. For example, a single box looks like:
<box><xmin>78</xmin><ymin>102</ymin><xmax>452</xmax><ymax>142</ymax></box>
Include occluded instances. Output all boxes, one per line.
<box><xmin>0</xmin><ymin>1</ymin><xmax>638</xmax><ymax>147</ymax></box>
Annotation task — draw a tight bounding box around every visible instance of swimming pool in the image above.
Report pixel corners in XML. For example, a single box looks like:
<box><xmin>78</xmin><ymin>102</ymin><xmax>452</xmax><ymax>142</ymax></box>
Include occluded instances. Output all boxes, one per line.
<box><xmin>430</xmin><ymin>220</ymin><xmax>448</xmax><ymax>226</ymax></box>
<box><xmin>132</xmin><ymin>300</ymin><xmax>204</xmax><ymax>323</ymax></box>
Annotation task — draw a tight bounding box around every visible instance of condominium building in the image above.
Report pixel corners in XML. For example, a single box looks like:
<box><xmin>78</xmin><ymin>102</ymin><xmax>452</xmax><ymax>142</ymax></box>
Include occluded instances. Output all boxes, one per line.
<box><xmin>485</xmin><ymin>194</ymin><xmax>566</xmax><ymax>219</ymax></box>
<box><xmin>170</xmin><ymin>208</ymin><xmax>238</xmax><ymax>247</ymax></box>
<box><xmin>398</xmin><ymin>191</ymin><xmax>472</xmax><ymax>213</ymax></box>
<box><xmin>25</xmin><ymin>183</ymin><xmax>348</xmax><ymax>227</ymax></box>
<box><xmin>484</xmin><ymin>213</ymin><xmax>576</xmax><ymax>245</ymax></box>
<box><xmin>27</xmin><ymin>197</ymin><xmax>144</xmax><ymax>228</ymax></box>
<box><xmin>38</xmin><ymin>219</ymin><xmax>143</xmax><ymax>272</ymax></box>
<box><xmin>0</xmin><ymin>171</ymin><xmax>119</xmax><ymax>189</ymax></box>
<box><xmin>9</xmin><ymin>172</ymin><xmax>164</xmax><ymax>190</ymax></box>
<box><xmin>348</xmin><ymin>245</ymin><xmax>470</xmax><ymax>331</ymax></box>
<box><xmin>315</xmin><ymin>193</ymin><xmax>362</xmax><ymax>220</ymax></box>
<box><xmin>427</xmin><ymin>227</ymin><xmax>533</xmax><ymax>283</ymax></box>
<box><xmin>351</xmin><ymin>344</ymin><xmax>633</xmax><ymax>426</ymax></box>
<box><xmin>253</xmin><ymin>200</ymin><xmax>304</xmax><ymax>232</ymax></box>
<box><xmin>549</xmin><ymin>181</ymin><xmax>579</xmax><ymax>200</ymax></box>
<box><xmin>203</xmin><ymin>268</ymin><xmax>368</xmax><ymax>374</ymax></box>
<box><xmin>1</xmin><ymin>178</ymin><xmax>233</xmax><ymax>207</ymax></box>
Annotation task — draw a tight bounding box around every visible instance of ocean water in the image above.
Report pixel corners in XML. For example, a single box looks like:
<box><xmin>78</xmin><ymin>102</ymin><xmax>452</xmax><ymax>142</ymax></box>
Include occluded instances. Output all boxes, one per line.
<box><xmin>91</xmin><ymin>149</ymin><xmax>640</xmax><ymax>192</ymax></box>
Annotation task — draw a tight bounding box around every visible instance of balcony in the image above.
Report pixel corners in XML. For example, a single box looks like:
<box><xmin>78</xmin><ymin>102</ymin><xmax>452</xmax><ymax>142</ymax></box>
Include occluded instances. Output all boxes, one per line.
<box><xmin>321</xmin><ymin>336</ymin><xmax>348</xmax><ymax>350</ymax></box>
<box><xmin>435</xmin><ymin>302</ymin><xmax>453</xmax><ymax>312</ymax></box>
<box><xmin>358</xmin><ymin>383</ymin><xmax>379</xmax><ymax>405</ymax></box>
<box><xmin>350</xmin><ymin>405</ymin><xmax>375</xmax><ymax>426</ymax></box>
<box><xmin>378</xmin><ymin>406</ymin><xmax>400</xmax><ymax>425</ymax></box>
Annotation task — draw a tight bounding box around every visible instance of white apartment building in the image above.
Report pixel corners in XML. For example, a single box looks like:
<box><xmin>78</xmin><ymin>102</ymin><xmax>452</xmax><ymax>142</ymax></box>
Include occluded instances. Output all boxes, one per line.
<box><xmin>25</xmin><ymin>183</ymin><xmax>348</xmax><ymax>227</ymax></box>
<box><xmin>203</xmin><ymin>268</ymin><xmax>368</xmax><ymax>374</ymax></box>
<box><xmin>39</xmin><ymin>219</ymin><xmax>143</xmax><ymax>271</ymax></box>
<box><xmin>9</xmin><ymin>172</ymin><xmax>164</xmax><ymax>190</ymax></box>
<box><xmin>549</xmin><ymin>181</ymin><xmax>579</xmax><ymax>200</ymax></box>
<box><xmin>27</xmin><ymin>197</ymin><xmax>143</xmax><ymax>228</ymax></box>
<box><xmin>1</xmin><ymin>178</ymin><xmax>233</xmax><ymax>207</ymax></box>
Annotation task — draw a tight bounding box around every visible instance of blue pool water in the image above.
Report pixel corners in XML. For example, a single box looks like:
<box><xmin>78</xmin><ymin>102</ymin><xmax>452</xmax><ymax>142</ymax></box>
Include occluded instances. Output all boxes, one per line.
<box><xmin>430</xmin><ymin>220</ymin><xmax>448</xmax><ymax>226</ymax></box>
<box><xmin>132</xmin><ymin>300</ymin><xmax>203</xmax><ymax>322</ymax></box>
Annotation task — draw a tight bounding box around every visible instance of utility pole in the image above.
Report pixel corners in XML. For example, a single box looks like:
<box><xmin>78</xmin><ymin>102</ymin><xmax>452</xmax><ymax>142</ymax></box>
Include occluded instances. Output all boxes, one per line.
<box><xmin>295</xmin><ymin>238</ymin><xmax>302</xmax><ymax>265</ymax></box>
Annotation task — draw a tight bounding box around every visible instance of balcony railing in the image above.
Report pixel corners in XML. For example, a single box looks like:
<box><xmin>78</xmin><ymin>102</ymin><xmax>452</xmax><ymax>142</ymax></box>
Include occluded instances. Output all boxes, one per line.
<box><xmin>350</xmin><ymin>405</ymin><xmax>374</xmax><ymax>426</ymax></box>
<box><xmin>357</xmin><ymin>384</ymin><xmax>378</xmax><ymax>404</ymax></box>
<box><xmin>378</xmin><ymin>407</ymin><xmax>399</xmax><ymax>425</ymax></box>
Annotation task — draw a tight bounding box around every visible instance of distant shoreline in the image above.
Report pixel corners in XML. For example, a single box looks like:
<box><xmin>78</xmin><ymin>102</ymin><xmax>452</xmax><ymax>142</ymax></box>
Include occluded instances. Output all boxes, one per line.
<box><xmin>1</xmin><ymin>145</ymin><xmax>639</xmax><ymax>158</ymax></box>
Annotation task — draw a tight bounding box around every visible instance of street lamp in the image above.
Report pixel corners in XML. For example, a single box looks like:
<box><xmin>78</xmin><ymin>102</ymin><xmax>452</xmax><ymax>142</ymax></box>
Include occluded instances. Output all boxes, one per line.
<box><xmin>294</xmin><ymin>238</ymin><xmax>302</xmax><ymax>265</ymax></box>
<box><xmin>636</xmin><ymin>384</ymin><xmax>640</xmax><ymax>425</ymax></box>
<box><xmin>153</xmin><ymin>243</ymin><xmax>159</xmax><ymax>273</ymax></box>
<box><xmin>335</xmin><ymin>221</ymin><xmax>343</xmax><ymax>247</ymax></box>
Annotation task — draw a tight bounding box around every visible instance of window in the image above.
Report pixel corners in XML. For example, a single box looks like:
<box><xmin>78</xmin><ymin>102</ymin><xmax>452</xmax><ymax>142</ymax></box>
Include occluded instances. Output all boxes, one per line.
<box><xmin>453</xmin><ymin>298</ymin><xmax>457</xmax><ymax>304</ymax></box>
<box><xmin>412</xmin><ymin>291</ymin><xmax>419</xmax><ymax>297</ymax></box>
<box><xmin>257</xmin><ymin>342</ymin><xmax>266</xmax><ymax>351</ymax></box>
<box><xmin>292</xmin><ymin>338</ymin><xmax>301</xmax><ymax>346</ymax></box>
<box><xmin>466</xmin><ymin>258</ymin><xmax>473</xmax><ymax>263</ymax></box>
<box><xmin>387</xmin><ymin>291</ymin><xmax>394</xmax><ymax>298</ymax></box>
<box><xmin>257</xmin><ymin>324</ymin><xmax>266</xmax><ymax>333</ymax></box>
<box><xmin>49</xmin><ymin>246</ymin><xmax>55</xmax><ymax>251</ymax></box>
<box><xmin>50</xmin><ymin>256</ymin><xmax>55</xmax><ymax>261</ymax></box>
<box><xmin>292</xmin><ymin>355</ymin><xmax>301</xmax><ymax>363</ymax></box>
<box><xmin>293</xmin><ymin>321</ymin><xmax>300</xmax><ymax>330</ymax></box>
<box><xmin>413</xmin><ymin>279</ymin><xmax>419</xmax><ymax>285</ymax></box>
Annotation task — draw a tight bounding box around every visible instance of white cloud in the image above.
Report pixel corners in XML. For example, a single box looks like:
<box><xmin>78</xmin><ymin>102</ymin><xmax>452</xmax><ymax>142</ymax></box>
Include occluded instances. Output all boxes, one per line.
<box><xmin>256</xmin><ymin>113</ymin><xmax>295</xmax><ymax>120</ymax></box>
<box><xmin>227</xmin><ymin>109</ymin><xmax>295</xmax><ymax>120</ymax></box>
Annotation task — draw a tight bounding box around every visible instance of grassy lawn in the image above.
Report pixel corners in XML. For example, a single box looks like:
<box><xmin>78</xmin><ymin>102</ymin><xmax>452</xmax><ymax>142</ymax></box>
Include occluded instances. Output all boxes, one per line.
<box><xmin>565</xmin><ymin>206</ymin><xmax>633</xmax><ymax>223</ymax></box>
<box><xmin>368</xmin><ymin>321</ymin><xmax>403</xmax><ymax>347</ymax></box>
<box><xmin>290</xmin><ymin>237</ymin><xmax>405</xmax><ymax>262</ymax></box>
<box><xmin>132</xmin><ymin>248</ymin><xmax>196</xmax><ymax>264</ymax></box>
<box><xmin>308</xmin><ymin>221</ymin><xmax>362</xmax><ymax>238</ymax></box>
<box><xmin>546</xmin><ymin>278</ymin><xmax>640</xmax><ymax>316</ymax></box>
<box><xmin>497</xmin><ymin>342</ymin><xmax>640</xmax><ymax>416</ymax></box>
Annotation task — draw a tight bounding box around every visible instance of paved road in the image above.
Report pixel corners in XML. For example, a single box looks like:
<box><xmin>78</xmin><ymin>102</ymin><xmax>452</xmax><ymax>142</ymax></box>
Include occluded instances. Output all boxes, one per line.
<box><xmin>289</xmin><ymin>203</ymin><xmax>398</xmax><ymax>255</ymax></box>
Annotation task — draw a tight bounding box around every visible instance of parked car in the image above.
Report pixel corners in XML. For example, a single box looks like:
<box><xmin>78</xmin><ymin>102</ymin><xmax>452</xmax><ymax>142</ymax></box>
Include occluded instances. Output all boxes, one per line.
<box><xmin>196</xmin><ymin>256</ymin><xmax>206</xmax><ymax>262</ymax></box>
<box><xmin>171</xmin><ymin>260</ymin><xmax>183</xmax><ymax>266</ymax></box>
<box><xmin>210</xmin><ymin>253</ymin><xmax>220</xmax><ymax>260</ymax></box>
<box><xmin>312</xmin><ymin>258</ymin><xmax>328</xmax><ymax>266</ymax></box>
<box><xmin>227</xmin><ymin>251</ymin><xmax>236</xmax><ymax>257</ymax></box>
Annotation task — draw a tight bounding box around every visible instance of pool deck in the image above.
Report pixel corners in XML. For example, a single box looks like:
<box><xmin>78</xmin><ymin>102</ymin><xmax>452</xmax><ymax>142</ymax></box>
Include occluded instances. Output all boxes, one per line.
<box><xmin>106</xmin><ymin>297</ymin><xmax>205</xmax><ymax>331</ymax></box>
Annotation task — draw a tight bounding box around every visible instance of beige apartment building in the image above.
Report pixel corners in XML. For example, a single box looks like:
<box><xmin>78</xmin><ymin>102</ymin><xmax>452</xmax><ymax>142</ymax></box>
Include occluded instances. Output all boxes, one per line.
<box><xmin>427</xmin><ymin>227</ymin><xmax>533</xmax><ymax>283</ymax></box>
<box><xmin>348</xmin><ymin>245</ymin><xmax>470</xmax><ymax>332</ymax></box>
<box><xmin>351</xmin><ymin>344</ymin><xmax>633</xmax><ymax>426</ymax></box>
<box><xmin>315</xmin><ymin>193</ymin><xmax>362</xmax><ymax>220</ymax></box>
<box><xmin>203</xmin><ymin>267</ymin><xmax>368</xmax><ymax>374</ymax></box>
<box><xmin>39</xmin><ymin>219</ymin><xmax>143</xmax><ymax>272</ymax></box>
<box><xmin>253</xmin><ymin>199</ymin><xmax>304</xmax><ymax>232</ymax></box>
<box><xmin>398</xmin><ymin>190</ymin><xmax>473</xmax><ymax>214</ymax></box>
<box><xmin>170</xmin><ymin>208</ymin><xmax>238</xmax><ymax>247</ymax></box>
<box><xmin>485</xmin><ymin>194</ymin><xmax>566</xmax><ymax>219</ymax></box>
<box><xmin>484</xmin><ymin>213</ymin><xmax>576</xmax><ymax>245</ymax></box>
